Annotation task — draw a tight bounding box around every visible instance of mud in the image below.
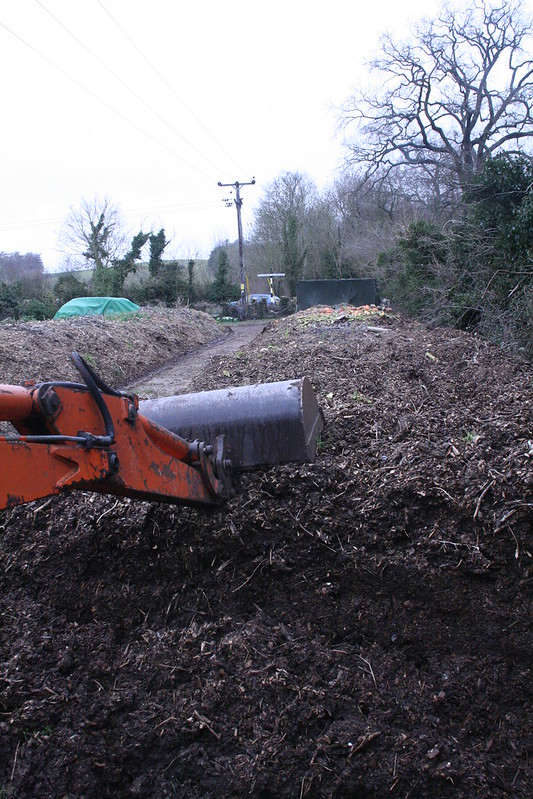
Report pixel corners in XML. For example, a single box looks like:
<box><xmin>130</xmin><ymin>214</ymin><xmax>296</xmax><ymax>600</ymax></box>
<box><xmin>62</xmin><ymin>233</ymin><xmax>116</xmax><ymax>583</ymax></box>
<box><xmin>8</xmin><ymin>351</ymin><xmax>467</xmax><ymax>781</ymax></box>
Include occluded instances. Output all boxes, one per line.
<box><xmin>0</xmin><ymin>307</ymin><xmax>532</xmax><ymax>798</ymax></box>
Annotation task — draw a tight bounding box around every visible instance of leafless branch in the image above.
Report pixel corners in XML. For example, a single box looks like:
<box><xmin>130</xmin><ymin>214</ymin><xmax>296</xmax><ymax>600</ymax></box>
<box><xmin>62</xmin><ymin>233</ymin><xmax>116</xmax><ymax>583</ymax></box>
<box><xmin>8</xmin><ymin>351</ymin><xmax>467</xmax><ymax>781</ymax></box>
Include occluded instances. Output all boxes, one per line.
<box><xmin>341</xmin><ymin>0</ymin><xmax>533</xmax><ymax>188</ymax></box>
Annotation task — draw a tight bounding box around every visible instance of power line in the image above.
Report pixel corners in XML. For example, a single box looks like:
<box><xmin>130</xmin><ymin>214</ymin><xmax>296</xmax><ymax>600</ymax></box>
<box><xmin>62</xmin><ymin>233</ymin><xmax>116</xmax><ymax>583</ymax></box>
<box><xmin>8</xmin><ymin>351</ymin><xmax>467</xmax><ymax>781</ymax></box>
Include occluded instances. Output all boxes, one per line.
<box><xmin>96</xmin><ymin>0</ymin><xmax>248</xmax><ymax>177</ymax></box>
<box><xmin>0</xmin><ymin>201</ymin><xmax>223</xmax><ymax>234</ymax></box>
<box><xmin>33</xmin><ymin>0</ymin><xmax>229</xmax><ymax>179</ymax></box>
<box><xmin>0</xmin><ymin>216</ymin><xmax>66</xmax><ymax>232</ymax></box>
<box><xmin>124</xmin><ymin>202</ymin><xmax>222</xmax><ymax>216</ymax></box>
<box><xmin>0</xmin><ymin>20</ymin><xmax>216</xmax><ymax>183</ymax></box>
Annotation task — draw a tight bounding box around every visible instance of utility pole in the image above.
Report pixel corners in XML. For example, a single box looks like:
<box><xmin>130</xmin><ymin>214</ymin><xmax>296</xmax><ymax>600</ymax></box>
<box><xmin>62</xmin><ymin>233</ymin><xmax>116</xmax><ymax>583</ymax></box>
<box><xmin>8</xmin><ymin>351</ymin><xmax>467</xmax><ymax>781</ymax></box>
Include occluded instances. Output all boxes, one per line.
<box><xmin>218</xmin><ymin>178</ymin><xmax>255</xmax><ymax>319</ymax></box>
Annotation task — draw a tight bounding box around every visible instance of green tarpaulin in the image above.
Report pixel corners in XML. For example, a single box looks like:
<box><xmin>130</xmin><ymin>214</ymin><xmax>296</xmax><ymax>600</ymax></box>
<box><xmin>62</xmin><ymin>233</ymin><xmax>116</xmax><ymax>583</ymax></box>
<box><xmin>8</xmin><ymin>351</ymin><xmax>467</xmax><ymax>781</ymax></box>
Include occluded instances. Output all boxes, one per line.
<box><xmin>54</xmin><ymin>297</ymin><xmax>141</xmax><ymax>320</ymax></box>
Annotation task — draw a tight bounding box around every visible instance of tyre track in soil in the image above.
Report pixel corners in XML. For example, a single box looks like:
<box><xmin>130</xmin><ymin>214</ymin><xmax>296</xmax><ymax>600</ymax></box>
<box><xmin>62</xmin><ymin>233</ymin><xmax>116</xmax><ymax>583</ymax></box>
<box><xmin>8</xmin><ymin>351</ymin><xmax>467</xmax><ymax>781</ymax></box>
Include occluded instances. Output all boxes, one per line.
<box><xmin>123</xmin><ymin>320</ymin><xmax>266</xmax><ymax>399</ymax></box>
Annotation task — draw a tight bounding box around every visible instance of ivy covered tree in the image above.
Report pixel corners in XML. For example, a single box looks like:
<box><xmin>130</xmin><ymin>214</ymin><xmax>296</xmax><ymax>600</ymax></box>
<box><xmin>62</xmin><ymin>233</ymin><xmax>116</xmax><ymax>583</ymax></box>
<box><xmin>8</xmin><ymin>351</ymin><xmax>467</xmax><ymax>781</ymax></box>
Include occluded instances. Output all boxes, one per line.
<box><xmin>466</xmin><ymin>153</ymin><xmax>533</xmax><ymax>262</ymax></box>
<box><xmin>105</xmin><ymin>231</ymin><xmax>150</xmax><ymax>296</ymax></box>
<box><xmin>148</xmin><ymin>229</ymin><xmax>169</xmax><ymax>277</ymax></box>
<box><xmin>188</xmin><ymin>259</ymin><xmax>195</xmax><ymax>303</ymax></box>
<box><xmin>58</xmin><ymin>197</ymin><xmax>127</xmax><ymax>284</ymax></box>
<box><xmin>459</xmin><ymin>153</ymin><xmax>533</xmax><ymax>341</ymax></box>
<box><xmin>84</xmin><ymin>213</ymin><xmax>111</xmax><ymax>270</ymax></box>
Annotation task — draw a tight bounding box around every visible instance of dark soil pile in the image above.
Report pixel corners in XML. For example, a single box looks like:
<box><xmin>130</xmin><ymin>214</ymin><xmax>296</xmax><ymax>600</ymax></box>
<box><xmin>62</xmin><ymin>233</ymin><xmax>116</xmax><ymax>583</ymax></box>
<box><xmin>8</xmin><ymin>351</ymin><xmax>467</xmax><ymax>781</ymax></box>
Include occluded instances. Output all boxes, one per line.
<box><xmin>1</xmin><ymin>308</ymin><xmax>532</xmax><ymax>798</ymax></box>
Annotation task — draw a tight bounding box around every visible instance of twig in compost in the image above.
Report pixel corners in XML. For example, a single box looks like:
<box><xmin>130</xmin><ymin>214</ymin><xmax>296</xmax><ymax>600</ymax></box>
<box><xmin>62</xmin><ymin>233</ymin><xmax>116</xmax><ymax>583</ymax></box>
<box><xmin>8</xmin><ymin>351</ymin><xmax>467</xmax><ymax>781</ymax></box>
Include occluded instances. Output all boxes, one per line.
<box><xmin>32</xmin><ymin>497</ymin><xmax>54</xmax><ymax>517</ymax></box>
<box><xmin>11</xmin><ymin>741</ymin><xmax>20</xmax><ymax>781</ymax></box>
<box><xmin>473</xmin><ymin>479</ymin><xmax>496</xmax><ymax>520</ymax></box>
<box><xmin>193</xmin><ymin>710</ymin><xmax>221</xmax><ymax>739</ymax></box>
<box><xmin>348</xmin><ymin>730</ymin><xmax>381</xmax><ymax>757</ymax></box>
<box><xmin>96</xmin><ymin>499</ymin><xmax>120</xmax><ymax>524</ymax></box>
<box><xmin>494</xmin><ymin>508</ymin><xmax>518</xmax><ymax>533</ymax></box>
<box><xmin>357</xmin><ymin>655</ymin><xmax>377</xmax><ymax>687</ymax></box>
<box><xmin>286</xmin><ymin>509</ymin><xmax>336</xmax><ymax>552</ymax></box>
<box><xmin>434</xmin><ymin>485</ymin><xmax>459</xmax><ymax>504</ymax></box>
<box><xmin>232</xmin><ymin>558</ymin><xmax>267</xmax><ymax>592</ymax></box>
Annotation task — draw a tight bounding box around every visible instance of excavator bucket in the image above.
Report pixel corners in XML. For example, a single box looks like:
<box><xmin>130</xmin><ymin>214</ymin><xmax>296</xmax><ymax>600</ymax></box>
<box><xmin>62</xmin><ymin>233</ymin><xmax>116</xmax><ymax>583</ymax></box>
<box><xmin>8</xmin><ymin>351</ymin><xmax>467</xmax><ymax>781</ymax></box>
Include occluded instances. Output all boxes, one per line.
<box><xmin>0</xmin><ymin>354</ymin><xmax>325</xmax><ymax>511</ymax></box>
<box><xmin>139</xmin><ymin>377</ymin><xmax>325</xmax><ymax>471</ymax></box>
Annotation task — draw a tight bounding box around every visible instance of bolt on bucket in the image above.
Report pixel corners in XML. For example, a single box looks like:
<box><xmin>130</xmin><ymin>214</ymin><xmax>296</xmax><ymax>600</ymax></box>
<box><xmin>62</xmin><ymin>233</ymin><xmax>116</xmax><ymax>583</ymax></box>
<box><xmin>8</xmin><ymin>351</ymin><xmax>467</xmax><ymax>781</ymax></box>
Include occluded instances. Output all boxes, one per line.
<box><xmin>139</xmin><ymin>377</ymin><xmax>325</xmax><ymax>471</ymax></box>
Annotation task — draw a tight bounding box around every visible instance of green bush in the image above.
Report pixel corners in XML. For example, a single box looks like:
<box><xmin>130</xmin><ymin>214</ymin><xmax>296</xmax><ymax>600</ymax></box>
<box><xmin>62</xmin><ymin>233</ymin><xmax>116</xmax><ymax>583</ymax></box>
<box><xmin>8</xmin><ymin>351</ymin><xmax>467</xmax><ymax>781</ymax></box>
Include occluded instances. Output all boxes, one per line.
<box><xmin>53</xmin><ymin>273</ymin><xmax>88</xmax><ymax>305</ymax></box>
<box><xmin>0</xmin><ymin>280</ymin><xmax>22</xmax><ymax>319</ymax></box>
<box><xmin>20</xmin><ymin>291</ymin><xmax>57</xmax><ymax>320</ymax></box>
<box><xmin>129</xmin><ymin>262</ymin><xmax>188</xmax><ymax>306</ymax></box>
<box><xmin>209</xmin><ymin>250</ymin><xmax>240</xmax><ymax>303</ymax></box>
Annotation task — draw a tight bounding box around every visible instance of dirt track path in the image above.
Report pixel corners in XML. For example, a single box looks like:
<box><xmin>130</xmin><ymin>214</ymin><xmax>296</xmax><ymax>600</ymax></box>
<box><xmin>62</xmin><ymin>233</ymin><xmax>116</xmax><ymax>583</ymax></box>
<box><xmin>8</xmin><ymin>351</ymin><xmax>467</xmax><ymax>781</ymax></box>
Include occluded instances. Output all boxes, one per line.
<box><xmin>124</xmin><ymin>321</ymin><xmax>265</xmax><ymax>399</ymax></box>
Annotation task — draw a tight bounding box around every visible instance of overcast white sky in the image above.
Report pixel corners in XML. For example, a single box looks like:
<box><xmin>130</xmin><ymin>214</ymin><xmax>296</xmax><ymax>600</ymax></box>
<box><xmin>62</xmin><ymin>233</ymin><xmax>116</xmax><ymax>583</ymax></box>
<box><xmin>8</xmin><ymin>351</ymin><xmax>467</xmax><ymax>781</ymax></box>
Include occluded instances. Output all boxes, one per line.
<box><xmin>0</xmin><ymin>0</ymin><xmax>497</xmax><ymax>271</ymax></box>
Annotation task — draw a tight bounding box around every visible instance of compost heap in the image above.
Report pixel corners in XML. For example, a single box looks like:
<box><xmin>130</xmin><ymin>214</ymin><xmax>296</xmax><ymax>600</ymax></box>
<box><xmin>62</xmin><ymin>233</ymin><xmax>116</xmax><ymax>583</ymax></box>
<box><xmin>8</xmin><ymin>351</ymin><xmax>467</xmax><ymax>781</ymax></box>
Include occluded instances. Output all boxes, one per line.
<box><xmin>0</xmin><ymin>306</ymin><xmax>531</xmax><ymax>799</ymax></box>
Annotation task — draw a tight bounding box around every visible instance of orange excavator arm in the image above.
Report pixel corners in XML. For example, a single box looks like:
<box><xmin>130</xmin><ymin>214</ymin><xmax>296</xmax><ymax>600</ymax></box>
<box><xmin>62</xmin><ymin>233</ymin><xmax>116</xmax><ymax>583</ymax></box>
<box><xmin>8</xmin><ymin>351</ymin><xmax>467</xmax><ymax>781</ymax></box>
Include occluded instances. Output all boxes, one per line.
<box><xmin>0</xmin><ymin>353</ymin><xmax>325</xmax><ymax>513</ymax></box>
<box><xmin>0</xmin><ymin>353</ymin><xmax>230</xmax><ymax>510</ymax></box>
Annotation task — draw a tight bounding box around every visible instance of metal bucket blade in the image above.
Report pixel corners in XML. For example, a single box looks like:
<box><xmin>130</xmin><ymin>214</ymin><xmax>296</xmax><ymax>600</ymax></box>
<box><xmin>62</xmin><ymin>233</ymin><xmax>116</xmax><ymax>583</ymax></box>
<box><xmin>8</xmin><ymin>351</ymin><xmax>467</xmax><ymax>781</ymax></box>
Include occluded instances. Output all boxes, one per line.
<box><xmin>139</xmin><ymin>378</ymin><xmax>324</xmax><ymax>470</ymax></box>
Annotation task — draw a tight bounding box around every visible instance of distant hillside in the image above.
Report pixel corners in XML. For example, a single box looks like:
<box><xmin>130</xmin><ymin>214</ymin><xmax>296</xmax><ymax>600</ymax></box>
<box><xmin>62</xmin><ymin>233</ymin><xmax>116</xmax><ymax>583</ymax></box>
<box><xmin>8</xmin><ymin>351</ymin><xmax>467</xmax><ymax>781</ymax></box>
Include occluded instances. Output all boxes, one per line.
<box><xmin>43</xmin><ymin>260</ymin><xmax>208</xmax><ymax>292</ymax></box>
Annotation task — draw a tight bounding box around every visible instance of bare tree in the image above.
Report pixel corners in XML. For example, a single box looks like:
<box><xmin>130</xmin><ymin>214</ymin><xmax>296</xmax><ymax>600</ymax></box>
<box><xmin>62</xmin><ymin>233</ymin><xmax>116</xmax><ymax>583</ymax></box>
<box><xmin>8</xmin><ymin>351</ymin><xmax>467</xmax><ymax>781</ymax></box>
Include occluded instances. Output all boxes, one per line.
<box><xmin>252</xmin><ymin>172</ymin><xmax>316</xmax><ymax>295</ymax></box>
<box><xmin>323</xmin><ymin>170</ymin><xmax>424</xmax><ymax>271</ymax></box>
<box><xmin>58</xmin><ymin>196</ymin><xmax>128</xmax><ymax>270</ymax></box>
<box><xmin>341</xmin><ymin>0</ymin><xmax>533</xmax><ymax>189</ymax></box>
